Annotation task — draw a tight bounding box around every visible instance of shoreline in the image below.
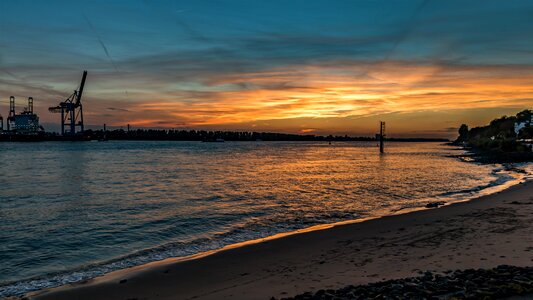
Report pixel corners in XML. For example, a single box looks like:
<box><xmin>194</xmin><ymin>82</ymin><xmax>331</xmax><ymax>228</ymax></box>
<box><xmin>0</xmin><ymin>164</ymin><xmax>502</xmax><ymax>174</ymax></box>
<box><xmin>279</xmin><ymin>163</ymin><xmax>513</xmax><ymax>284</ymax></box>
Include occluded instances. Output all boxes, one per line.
<box><xmin>0</xmin><ymin>161</ymin><xmax>524</xmax><ymax>298</ymax></box>
<box><xmin>0</xmin><ymin>144</ymin><xmax>527</xmax><ymax>298</ymax></box>
<box><xmin>24</xmin><ymin>178</ymin><xmax>533</xmax><ymax>300</ymax></box>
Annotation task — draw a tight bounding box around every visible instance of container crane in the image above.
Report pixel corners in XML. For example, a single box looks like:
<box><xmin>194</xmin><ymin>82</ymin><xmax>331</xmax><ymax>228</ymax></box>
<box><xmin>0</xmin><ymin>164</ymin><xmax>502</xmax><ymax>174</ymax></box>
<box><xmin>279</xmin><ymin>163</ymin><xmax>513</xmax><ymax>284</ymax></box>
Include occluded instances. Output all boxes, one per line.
<box><xmin>49</xmin><ymin>71</ymin><xmax>87</xmax><ymax>136</ymax></box>
<box><xmin>7</xmin><ymin>96</ymin><xmax>15</xmax><ymax>131</ymax></box>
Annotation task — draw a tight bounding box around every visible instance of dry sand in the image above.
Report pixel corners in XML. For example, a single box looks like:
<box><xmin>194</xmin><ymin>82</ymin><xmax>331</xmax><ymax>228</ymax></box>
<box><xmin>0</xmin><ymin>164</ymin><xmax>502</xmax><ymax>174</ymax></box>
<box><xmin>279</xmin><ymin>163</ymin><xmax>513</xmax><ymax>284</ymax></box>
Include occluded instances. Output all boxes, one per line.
<box><xmin>28</xmin><ymin>181</ymin><xmax>533</xmax><ymax>300</ymax></box>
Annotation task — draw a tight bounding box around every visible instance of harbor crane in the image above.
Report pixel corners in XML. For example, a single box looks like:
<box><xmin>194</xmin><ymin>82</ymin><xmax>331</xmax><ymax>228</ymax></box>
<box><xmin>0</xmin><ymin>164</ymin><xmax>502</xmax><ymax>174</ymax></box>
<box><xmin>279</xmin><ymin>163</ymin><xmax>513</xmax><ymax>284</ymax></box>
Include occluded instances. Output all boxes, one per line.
<box><xmin>49</xmin><ymin>71</ymin><xmax>87</xmax><ymax>136</ymax></box>
<box><xmin>7</xmin><ymin>96</ymin><xmax>15</xmax><ymax>131</ymax></box>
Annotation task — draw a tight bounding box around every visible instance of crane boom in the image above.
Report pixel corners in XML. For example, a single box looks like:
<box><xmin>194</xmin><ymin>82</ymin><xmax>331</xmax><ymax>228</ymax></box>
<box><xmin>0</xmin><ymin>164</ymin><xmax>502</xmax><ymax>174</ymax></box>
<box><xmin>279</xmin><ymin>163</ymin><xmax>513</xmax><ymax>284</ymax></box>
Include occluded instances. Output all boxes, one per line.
<box><xmin>48</xmin><ymin>70</ymin><xmax>87</xmax><ymax>136</ymax></box>
<box><xmin>76</xmin><ymin>71</ymin><xmax>87</xmax><ymax>106</ymax></box>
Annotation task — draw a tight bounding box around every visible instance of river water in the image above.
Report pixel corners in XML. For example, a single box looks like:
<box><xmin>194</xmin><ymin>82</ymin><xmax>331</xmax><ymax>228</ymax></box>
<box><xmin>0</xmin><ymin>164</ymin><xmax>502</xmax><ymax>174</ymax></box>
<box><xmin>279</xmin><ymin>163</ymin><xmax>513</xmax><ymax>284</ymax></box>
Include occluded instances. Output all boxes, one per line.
<box><xmin>0</xmin><ymin>141</ymin><xmax>530</xmax><ymax>297</ymax></box>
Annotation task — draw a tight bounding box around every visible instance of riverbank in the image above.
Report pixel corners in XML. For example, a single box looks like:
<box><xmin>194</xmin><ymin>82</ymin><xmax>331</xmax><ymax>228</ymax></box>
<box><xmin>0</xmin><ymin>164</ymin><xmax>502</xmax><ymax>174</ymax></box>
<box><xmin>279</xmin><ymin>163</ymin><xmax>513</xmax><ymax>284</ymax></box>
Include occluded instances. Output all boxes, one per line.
<box><xmin>25</xmin><ymin>180</ymin><xmax>533</xmax><ymax>300</ymax></box>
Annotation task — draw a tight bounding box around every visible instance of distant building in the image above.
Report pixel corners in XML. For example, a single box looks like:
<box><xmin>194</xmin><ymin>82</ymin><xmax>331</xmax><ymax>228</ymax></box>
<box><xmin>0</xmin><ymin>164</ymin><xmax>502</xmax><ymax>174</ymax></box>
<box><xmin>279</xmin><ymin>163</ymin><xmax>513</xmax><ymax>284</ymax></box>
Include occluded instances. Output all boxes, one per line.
<box><xmin>5</xmin><ymin>96</ymin><xmax>44</xmax><ymax>134</ymax></box>
<box><xmin>514</xmin><ymin>115</ymin><xmax>533</xmax><ymax>135</ymax></box>
<box><xmin>9</xmin><ymin>110</ymin><xmax>41</xmax><ymax>132</ymax></box>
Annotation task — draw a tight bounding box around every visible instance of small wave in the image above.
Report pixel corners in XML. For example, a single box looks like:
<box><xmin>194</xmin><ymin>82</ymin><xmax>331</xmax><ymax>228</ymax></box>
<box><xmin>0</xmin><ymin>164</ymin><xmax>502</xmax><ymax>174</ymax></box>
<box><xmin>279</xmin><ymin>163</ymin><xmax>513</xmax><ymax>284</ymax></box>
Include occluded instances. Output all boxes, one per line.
<box><xmin>2</xmin><ymin>160</ymin><xmax>530</xmax><ymax>298</ymax></box>
<box><xmin>0</xmin><ymin>210</ymin><xmax>362</xmax><ymax>298</ymax></box>
<box><xmin>395</xmin><ymin>163</ymin><xmax>530</xmax><ymax>213</ymax></box>
<box><xmin>436</xmin><ymin>173</ymin><xmax>512</xmax><ymax>198</ymax></box>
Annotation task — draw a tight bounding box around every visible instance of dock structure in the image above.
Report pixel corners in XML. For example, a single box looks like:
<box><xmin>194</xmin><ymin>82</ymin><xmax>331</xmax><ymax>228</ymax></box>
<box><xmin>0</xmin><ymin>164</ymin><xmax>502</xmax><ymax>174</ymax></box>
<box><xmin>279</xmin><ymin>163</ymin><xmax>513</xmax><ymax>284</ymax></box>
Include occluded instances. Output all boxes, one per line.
<box><xmin>0</xmin><ymin>96</ymin><xmax>45</xmax><ymax>141</ymax></box>
<box><xmin>5</xmin><ymin>96</ymin><xmax>41</xmax><ymax>133</ymax></box>
<box><xmin>379</xmin><ymin>121</ymin><xmax>385</xmax><ymax>153</ymax></box>
<box><xmin>7</xmin><ymin>96</ymin><xmax>15</xmax><ymax>131</ymax></box>
<box><xmin>49</xmin><ymin>70</ymin><xmax>87</xmax><ymax>137</ymax></box>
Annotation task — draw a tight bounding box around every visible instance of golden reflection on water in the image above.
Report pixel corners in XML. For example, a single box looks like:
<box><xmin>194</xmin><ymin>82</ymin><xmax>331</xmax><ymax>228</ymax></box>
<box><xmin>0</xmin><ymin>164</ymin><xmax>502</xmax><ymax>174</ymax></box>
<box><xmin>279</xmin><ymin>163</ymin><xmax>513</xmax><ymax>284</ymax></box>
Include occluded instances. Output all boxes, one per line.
<box><xmin>0</xmin><ymin>141</ymin><xmax>518</xmax><ymax>289</ymax></box>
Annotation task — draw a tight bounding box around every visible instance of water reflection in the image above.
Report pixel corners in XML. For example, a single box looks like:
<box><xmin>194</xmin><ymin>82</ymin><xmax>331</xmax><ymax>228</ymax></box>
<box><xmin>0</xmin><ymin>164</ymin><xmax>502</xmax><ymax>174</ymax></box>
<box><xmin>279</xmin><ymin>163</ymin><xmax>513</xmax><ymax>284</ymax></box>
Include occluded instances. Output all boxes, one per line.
<box><xmin>0</xmin><ymin>141</ymin><xmax>521</xmax><ymax>295</ymax></box>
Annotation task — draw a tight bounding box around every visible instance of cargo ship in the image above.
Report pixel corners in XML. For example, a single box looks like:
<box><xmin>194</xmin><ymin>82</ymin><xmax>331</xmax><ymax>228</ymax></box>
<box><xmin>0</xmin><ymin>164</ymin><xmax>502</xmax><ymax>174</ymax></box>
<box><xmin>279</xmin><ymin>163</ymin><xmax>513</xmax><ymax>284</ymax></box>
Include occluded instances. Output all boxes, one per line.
<box><xmin>0</xmin><ymin>96</ymin><xmax>45</xmax><ymax>142</ymax></box>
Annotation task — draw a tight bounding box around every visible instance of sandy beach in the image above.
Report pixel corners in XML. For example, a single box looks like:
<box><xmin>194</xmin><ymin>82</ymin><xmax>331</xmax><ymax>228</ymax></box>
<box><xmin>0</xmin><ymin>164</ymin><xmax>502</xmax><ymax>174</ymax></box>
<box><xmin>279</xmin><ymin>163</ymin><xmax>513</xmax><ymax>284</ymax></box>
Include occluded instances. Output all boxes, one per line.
<box><xmin>27</xmin><ymin>180</ymin><xmax>533</xmax><ymax>300</ymax></box>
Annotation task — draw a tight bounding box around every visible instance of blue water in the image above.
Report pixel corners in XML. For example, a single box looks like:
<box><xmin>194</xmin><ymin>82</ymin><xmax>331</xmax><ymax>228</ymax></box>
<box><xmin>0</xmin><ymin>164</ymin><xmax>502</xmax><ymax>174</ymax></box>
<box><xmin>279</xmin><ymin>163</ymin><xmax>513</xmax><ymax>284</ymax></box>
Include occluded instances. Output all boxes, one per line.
<box><xmin>0</xmin><ymin>141</ymin><xmax>528</xmax><ymax>297</ymax></box>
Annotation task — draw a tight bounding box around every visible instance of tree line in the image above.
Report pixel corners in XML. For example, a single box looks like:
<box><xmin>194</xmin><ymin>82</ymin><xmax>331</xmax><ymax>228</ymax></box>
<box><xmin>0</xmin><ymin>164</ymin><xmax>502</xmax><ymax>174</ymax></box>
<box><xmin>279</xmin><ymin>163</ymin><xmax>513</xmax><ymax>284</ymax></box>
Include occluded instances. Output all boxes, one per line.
<box><xmin>455</xmin><ymin>109</ymin><xmax>532</xmax><ymax>161</ymax></box>
<box><xmin>73</xmin><ymin>129</ymin><xmax>448</xmax><ymax>142</ymax></box>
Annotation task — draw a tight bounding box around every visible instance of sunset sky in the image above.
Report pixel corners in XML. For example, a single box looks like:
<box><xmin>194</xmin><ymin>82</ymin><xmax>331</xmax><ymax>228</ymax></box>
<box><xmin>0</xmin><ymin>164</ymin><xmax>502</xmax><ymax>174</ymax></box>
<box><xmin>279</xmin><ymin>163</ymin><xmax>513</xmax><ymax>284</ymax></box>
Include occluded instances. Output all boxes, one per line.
<box><xmin>0</xmin><ymin>0</ymin><xmax>532</xmax><ymax>137</ymax></box>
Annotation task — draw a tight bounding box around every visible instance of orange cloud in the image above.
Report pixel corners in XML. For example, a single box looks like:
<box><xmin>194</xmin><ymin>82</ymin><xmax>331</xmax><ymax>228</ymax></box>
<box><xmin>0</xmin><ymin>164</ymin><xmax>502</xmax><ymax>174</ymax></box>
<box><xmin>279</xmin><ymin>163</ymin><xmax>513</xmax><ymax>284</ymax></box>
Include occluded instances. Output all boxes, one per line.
<box><xmin>299</xmin><ymin>128</ymin><xmax>316</xmax><ymax>134</ymax></box>
<box><xmin>10</xmin><ymin>60</ymin><xmax>527</xmax><ymax>137</ymax></box>
<box><xmin>104</xmin><ymin>61</ymin><xmax>531</xmax><ymax>134</ymax></box>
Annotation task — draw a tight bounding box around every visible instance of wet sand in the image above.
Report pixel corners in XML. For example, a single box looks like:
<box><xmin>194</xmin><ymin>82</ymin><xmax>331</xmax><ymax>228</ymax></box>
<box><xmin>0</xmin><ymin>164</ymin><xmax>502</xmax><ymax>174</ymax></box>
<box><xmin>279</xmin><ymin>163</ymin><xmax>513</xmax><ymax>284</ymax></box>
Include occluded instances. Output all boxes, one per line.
<box><xmin>28</xmin><ymin>181</ymin><xmax>533</xmax><ymax>300</ymax></box>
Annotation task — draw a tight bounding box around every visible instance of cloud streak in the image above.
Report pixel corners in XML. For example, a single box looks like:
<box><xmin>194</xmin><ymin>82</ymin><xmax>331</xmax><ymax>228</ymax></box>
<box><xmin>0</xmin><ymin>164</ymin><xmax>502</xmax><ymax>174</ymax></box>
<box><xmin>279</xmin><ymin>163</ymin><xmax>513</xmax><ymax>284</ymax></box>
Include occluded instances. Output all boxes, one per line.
<box><xmin>82</xmin><ymin>13</ymin><xmax>119</xmax><ymax>73</ymax></box>
<box><xmin>1</xmin><ymin>0</ymin><xmax>532</xmax><ymax>137</ymax></box>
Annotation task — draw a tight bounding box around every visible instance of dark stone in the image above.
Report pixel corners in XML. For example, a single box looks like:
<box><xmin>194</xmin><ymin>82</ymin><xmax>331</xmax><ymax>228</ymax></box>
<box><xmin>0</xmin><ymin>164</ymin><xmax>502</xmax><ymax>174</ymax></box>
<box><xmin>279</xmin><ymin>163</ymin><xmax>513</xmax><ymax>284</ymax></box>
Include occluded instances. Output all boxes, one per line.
<box><xmin>425</xmin><ymin>201</ymin><xmax>446</xmax><ymax>208</ymax></box>
<box><xmin>277</xmin><ymin>266</ymin><xmax>533</xmax><ymax>300</ymax></box>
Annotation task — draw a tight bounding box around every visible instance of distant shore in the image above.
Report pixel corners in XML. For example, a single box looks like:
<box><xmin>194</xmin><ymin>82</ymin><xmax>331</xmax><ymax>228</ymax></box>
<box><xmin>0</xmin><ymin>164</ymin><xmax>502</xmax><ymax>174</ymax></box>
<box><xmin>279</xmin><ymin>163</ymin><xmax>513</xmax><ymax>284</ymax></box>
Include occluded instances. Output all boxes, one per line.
<box><xmin>0</xmin><ymin>129</ymin><xmax>449</xmax><ymax>143</ymax></box>
<box><xmin>26</xmin><ymin>179</ymin><xmax>533</xmax><ymax>300</ymax></box>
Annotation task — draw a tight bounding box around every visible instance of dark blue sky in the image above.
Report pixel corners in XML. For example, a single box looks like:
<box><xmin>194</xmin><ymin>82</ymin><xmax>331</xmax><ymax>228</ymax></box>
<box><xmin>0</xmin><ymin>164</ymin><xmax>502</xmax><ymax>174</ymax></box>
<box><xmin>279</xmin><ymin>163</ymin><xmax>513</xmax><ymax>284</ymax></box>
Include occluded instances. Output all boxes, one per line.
<box><xmin>1</xmin><ymin>0</ymin><xmax>532</xmax><ymax>136</ymax></box>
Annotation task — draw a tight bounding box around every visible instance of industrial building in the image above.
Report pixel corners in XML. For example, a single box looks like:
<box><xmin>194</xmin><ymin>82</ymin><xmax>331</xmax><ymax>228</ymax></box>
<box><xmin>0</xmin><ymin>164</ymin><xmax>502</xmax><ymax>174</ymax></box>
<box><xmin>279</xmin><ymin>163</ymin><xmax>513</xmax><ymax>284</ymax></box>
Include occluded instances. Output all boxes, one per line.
<box><xmin>8</xmin><ymin>96</ymin><xmax>43</xmax><ymax>133</ymax></box>
<box><xmin>0</xmin><ymin>96</ymin><xmax>44</xmax><ymax>140</ymax></box>
<box><xmin>1</xmin><ymin>70</ymin><xmax>88</xmax><ymax>141</ymax></box>
<box><xmin>49</xmin><ymin>70</ymin><xmax>87</xmax><ymax>137</ymax></box>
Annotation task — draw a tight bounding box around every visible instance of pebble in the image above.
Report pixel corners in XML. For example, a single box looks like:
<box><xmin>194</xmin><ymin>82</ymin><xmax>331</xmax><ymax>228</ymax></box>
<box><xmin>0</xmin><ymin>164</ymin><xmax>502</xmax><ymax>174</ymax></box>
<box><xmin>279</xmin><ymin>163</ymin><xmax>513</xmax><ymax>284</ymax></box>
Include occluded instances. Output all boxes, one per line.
<box><xmin>275</xmin><ymin>265</ymin><xmax>533</xmax><ymax>300</ymax></box>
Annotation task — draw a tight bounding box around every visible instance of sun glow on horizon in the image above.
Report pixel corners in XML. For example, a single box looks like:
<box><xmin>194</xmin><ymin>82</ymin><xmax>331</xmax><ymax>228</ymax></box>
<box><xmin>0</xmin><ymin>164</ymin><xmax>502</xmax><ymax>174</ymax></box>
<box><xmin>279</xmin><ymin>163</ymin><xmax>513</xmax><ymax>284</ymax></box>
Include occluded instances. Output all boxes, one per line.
<box><xmin>103</xmin><ymin>62</ymin><xmax>532</xmax><ymax>132</ymax></box>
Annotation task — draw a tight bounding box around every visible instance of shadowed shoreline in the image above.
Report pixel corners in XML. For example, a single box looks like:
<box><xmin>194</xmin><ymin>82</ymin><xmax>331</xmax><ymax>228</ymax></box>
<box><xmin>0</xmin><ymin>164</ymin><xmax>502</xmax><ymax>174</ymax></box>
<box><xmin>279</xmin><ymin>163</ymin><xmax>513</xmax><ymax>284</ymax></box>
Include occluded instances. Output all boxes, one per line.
<box><xmin>24</xmin><ymin>180</ymin><xmax>533</xmax><ymax>300</ymax></box>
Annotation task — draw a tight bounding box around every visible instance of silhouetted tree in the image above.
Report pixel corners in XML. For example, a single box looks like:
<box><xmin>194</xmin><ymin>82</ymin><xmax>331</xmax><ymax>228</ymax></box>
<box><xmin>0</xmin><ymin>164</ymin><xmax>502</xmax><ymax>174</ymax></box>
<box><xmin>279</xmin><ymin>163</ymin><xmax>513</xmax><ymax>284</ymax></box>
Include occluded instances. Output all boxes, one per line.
<box><xmin>457</xmin><ymin>109</ymin><xmax>533</xmax><ymax>160</ymax></box>
<box><xmin>79</xmin><ymin>128</ymin><xmax>447</xmax><ymax>142</ymax></box>
<box><xmin>457</xmin><ymin>124</ymin><xmax>469</xmax><ymax>142</ymax></box>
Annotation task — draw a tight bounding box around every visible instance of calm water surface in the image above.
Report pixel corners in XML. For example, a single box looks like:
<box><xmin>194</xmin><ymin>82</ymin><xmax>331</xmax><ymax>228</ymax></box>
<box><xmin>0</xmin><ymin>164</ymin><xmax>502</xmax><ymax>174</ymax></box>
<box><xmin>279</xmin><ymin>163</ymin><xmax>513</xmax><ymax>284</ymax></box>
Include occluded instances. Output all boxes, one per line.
<box><xmin>0</xmin><ymin>141</ymin><xmax>528</xmax><ymax>296</ymax></box>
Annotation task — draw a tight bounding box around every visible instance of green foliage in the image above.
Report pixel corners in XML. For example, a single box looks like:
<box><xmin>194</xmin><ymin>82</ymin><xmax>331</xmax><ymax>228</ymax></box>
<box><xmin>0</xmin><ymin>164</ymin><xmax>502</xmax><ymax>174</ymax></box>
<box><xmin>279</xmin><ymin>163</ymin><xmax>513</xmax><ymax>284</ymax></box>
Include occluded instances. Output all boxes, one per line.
<box><xmin>516</xmin><ymin>109</ymin><xmax>532</xmax><ymax>122</ymax></box>
<box><xmin>518</xmin><ymin>126</ymin><xmax>533</xmax><ymax>139</ymax></box>
<box><xmin>461</xmin><ymin>109</ymin><xmax>532</xmax><ymax>153</ymax></box>
<box><xmin>457</xmin><ymin>124</ymin><xmax>469</xmax><ymax>142</ymax></box>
